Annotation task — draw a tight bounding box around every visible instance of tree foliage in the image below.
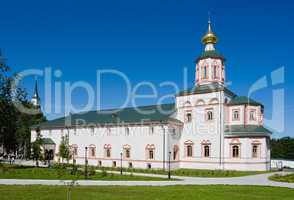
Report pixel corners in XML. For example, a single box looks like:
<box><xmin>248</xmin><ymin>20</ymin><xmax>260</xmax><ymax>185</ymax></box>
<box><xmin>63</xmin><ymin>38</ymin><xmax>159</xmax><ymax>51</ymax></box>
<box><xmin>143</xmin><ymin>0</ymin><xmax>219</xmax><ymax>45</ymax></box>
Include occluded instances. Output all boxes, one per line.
<box><xmin>271</xmin><ymin>137</ymin><xmax>294</xmax><ymax>160</ymax></box>
<box><xmin>59</xmin><ymin>134</ymin><xmax>71</xmax><ymax>163</ymax></box>
<box><xmin>0</xmin><ymin>54</ymin><xmax>46</xmax><ymax>157</ymax></box>
<box><xmin>31</xmin><ymin>129</ymin><xmax>43</xmax><ymax>166</ymax></box>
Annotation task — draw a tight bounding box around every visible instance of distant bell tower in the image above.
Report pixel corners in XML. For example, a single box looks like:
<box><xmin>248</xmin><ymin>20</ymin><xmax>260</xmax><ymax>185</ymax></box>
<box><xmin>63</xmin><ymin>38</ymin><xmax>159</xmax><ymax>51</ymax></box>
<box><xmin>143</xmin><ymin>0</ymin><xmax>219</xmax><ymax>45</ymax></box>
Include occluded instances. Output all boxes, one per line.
<box><xmin>195</xmin><ymin>19</ymin><xmax>225</xmax><ymax>85</ymax></box>
<box><xmin>31</xmin><ymin>79</ymin><xmax>40</xmax><ymax>108</ymax></box>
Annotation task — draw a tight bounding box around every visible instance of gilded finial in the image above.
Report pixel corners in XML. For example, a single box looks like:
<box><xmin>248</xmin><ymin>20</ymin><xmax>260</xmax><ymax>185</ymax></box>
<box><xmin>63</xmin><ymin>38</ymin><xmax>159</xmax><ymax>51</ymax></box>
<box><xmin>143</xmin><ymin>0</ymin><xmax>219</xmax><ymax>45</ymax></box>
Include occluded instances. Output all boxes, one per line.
<box><xmin>201</xmin><ymin>17</ymin><xmax>218</xmax><ymax>45</ymax></box>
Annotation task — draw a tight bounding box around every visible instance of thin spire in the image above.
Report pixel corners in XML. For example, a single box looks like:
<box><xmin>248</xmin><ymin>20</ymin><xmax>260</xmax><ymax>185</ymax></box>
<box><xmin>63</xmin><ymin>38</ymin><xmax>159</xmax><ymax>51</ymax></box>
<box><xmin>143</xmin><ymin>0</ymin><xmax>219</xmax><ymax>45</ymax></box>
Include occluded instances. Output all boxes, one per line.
<box><xmin>208</xmin><ymin>20</ymin><xmax>212</xmax><ymax>33</ymax></box>
<box><xmin>31</xmin><ymin>78</ymin><xmax>40</xmax><ymax>107</ymax></box>
<box><xmin>208</xmin><ymin>12</ymin><xmax>211</xmax><ymax>32</ymax></box>
<box><xmin>34</xmin><ymin>78</ymin><xmax>39</xmax><ymax>98</ymax></box>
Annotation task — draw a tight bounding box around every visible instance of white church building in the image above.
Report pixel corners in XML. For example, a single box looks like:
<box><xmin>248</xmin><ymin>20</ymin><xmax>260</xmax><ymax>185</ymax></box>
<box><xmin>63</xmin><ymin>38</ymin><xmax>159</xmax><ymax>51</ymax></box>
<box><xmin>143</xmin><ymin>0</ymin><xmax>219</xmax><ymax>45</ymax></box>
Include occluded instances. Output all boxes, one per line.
<box><xmin>31</xmin><ymin>21</ymin><xmax>272</xmax><ymax>171</ymax></box>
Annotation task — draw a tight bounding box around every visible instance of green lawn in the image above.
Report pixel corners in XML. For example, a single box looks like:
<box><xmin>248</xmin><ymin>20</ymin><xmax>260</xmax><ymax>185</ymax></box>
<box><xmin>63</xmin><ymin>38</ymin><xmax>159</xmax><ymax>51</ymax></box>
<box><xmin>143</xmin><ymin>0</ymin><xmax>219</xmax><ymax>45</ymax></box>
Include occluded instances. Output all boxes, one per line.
<box><xmin>0</xmin><ymin>165</ymin><xmax>168</xmax><ymax>181</ymax></box>
<box><xmin>99</xmin><ymin>166</ymin><xmax>268</xmax><ymax>177</ymax></box>
<box><xmin>269</xmin><ymin>173</ymin><xmax>294</xmax><ymax>183</ymax></box>
<box><xmin>0</xmin><ymin>185</ymin><xmax>293</xmax><ymax>200</ymax></box>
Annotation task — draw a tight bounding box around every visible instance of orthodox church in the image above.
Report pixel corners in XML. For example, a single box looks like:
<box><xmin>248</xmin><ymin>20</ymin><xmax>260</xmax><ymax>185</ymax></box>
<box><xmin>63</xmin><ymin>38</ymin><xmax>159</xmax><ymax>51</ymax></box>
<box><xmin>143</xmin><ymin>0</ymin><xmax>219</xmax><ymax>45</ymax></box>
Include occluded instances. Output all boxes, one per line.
<box><xmin>31</xmin><ymin>21</ymin><xmax>271</xmax><ymax>171</ymax></box>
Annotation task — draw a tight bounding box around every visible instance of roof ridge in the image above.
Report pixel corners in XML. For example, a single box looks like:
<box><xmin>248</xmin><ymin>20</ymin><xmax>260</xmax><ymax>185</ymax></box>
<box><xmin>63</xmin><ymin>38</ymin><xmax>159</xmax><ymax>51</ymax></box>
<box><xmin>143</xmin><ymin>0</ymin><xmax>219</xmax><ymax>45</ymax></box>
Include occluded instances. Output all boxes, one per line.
<box><xmin>229</xmin><ymin>96</ymin><xmax>263</xmax><ymax>107</ymax></box>
<box><xmin>34</xmin><ymin>103</ymin><xmax>177</xmax><ymax>128</ymax></box>
<box><xmin>79</xmin><ymin>103</ymin><xmax>175</xmax><ymax>114</ymax></box>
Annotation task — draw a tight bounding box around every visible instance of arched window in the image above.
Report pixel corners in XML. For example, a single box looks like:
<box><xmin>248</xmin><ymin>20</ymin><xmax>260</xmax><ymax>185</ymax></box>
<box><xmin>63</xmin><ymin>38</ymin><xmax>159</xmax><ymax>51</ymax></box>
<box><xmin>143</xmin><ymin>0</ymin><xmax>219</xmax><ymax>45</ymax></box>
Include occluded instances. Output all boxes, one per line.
<box><xmin>106</xmin><ymin>149</ymin><xmax>111</xmax><ymax>158</ymax></box>
<box><xmin>233</xmin><ymin>110</ymin><xmax>239</xmax><ymax>121</ymax></box>
<box><xmin>173</xmin><ymin>145</ymin><xmax>179</xmax><ymax>160</ymax></box>
<box><xmin>89</xmin><ymin>145</ymin><xmax>96</xmax><ymax>157</ymax></box>
<box><xmin>148</xmin><ymin>150</ymin><xmax>154</xmax><ymax>159</ymax></box>
<box><xmin>123</xmin><ymin>144</ymin><xmax>131</xmax><ymax>159</ymax></box>
<box><xmin>224</xmin><ymin>98</ymin><xmax>228</xmax><ymax>104</ymax></box>
<box><xmin>183</xmin><ymin>101</ymin><xmax>192</xmax><ymax>107</ymax></box>
<box><xmin>250</xmin><ymin>110</ymin><xmax>256</xmax><ymax>121</ymax></box>
<box><xmin>203</xmin><ymin>66</ymin><xmax>207</xmax><ymax>79</ymax></box>
<box><xmin>186</xmin><ymin>112</ymin><xmax>192</xmax><ymax>123</ymax></box>
<box><xmin>204</xmin><ymin>145</ymin><xmax>210</xmax><ymax>157</ymax></box>
<box><xmin>91</xmin><ymin>148</ymin><xmax>95</xmax><ymax>157</ymax></box>
<box><xmin>187</xmin><ymin>145</ymin><xmax>193</xmax><ymax>157</ymax></box>
<box><xmin>169</xmin><ymin>127</ymin><xmax>176</xmax><ymax>135</ymax></box>
<box><xmin>125</xmin><ymin>149</ymin><xmax>130</xmax><ymax>158</ymax></box>
<box><xmin>209</xmin><ymin>98</ymin><xmax>219</xmax><ymax>104</ymax></box>
<box><xmin>184</xmin><ymin>140</ymin><xmax>193</xmax><ymax>157</ymax></box>
<box><xmin>196</xmin><ymin>99</ymin><xmax>205</xmax><ymax>106</ymax></box>
<box><xmin>213</xmin><ymin>65</ymin><xmax>218</xmax><ymax>79</ymax></box>
<box><xmin>207</xmin><ymin>111</ymin><xmax>213</xmax><ymax>121</ymax></box>
<box><xmin>252</xmin><ymin>145</ymin><xmax>259</xmax><ymax>158</ymax></box>
<box><xmin>201</xmin><ymin>65</ymin><xmax>208</xmax><ymax>79</ymax></box>
<box><xmin>146</xmin><ymin>144</ymin><xmax>155</xmax><ymax>160</ymax></box>
<box><xmin>104</xmin><ymin>144</ymin><xmax>111</xmax><ymax>158</ymax></box>
<box><xmin>232</xmin><ymin>145</ymin><xmax>240</xmax><ymax>158</ymax></box>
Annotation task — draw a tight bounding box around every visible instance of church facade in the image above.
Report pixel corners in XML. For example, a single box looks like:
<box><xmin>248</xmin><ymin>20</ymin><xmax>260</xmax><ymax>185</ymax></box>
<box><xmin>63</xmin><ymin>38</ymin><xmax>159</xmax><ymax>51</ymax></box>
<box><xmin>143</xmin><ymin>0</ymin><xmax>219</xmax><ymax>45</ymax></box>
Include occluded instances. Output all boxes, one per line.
<box><xmin>31</xmin><ymin>21</ymin><xmax>271</xmax><ymax>171</ymax></box>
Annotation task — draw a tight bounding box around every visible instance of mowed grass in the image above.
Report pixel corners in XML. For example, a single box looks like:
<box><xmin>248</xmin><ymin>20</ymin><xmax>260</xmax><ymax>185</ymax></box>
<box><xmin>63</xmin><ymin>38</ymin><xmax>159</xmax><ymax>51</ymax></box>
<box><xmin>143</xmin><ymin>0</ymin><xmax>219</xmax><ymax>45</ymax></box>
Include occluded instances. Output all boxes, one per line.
<box><xmin>99</xmin><ymin>167</ymin><xmax>268</xmax><ymax>177</ymax></box>
<box><xmin>0</xmin><ymin>185</ymin><xmax>294</xmax><ymax>200</ymax></box>
<box><xmin>269</xmin><ymin>173</ymin><xmax>294</xmax><ymax>183</ymax></box>
<box><xmin>0</xmin><ymin>165</ymin><xmax>168</xmax><ymax>181</ymax></box>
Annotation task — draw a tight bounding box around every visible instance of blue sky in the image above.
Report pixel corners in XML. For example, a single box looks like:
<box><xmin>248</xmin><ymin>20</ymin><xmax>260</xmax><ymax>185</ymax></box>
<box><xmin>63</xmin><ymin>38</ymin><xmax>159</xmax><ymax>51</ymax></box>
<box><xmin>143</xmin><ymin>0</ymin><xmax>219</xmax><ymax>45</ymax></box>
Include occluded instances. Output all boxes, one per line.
<box><xmin>0</xmin><ymin>0</ymin><xmax>293</xmax><ymax>137</ymax></box>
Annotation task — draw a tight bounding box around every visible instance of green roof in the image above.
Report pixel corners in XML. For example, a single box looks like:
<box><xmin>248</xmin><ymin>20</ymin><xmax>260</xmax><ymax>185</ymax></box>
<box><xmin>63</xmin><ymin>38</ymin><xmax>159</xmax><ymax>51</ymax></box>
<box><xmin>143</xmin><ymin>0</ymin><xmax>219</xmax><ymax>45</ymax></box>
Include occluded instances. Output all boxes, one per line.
<box><xmin>196</xmin><ymin>50</ymin><xmax>225</xmax><ymax>62</ymax></box>
<box><xmin>177</xmin><ymin>83</ymin><xmax>236</xmax><ymax>97</ymax></box>
<box><xmin>228</xmin><ymin>96</ymin><xmax>263</xmax><ymax>107</ymax></box>
<box><xmin>33</xmin><ymin>104</ymin><xmax>182</xmax><ymax>129</ymax></box>
<box><xmin>225</xmin><ymin>125</ymin><xmax>272</xmax><ymax>137</ymax></box>
<box><xmin>41</xmin><ymin>138</ymin><xmax>55</xmax><ymax>145</ymax></box>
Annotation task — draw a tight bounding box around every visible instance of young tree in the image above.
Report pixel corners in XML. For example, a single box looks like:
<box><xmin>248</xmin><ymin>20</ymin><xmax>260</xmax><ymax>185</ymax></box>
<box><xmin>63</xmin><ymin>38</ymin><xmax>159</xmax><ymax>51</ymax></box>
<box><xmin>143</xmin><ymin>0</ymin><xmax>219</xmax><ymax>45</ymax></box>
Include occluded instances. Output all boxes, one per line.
<box><xmin>59</xmin><ymin>134</ymin><xmax>71</xmax><ymax>163</ymax></box>
<box><xmin>31</xmin><ymin>128</ymin><xmax>43</xmax><ymax>167</ymax></box>
<box><xmin>16</xmin><ymin>101</ymin><xmax>46</xmax><ymax>159</ymax></box>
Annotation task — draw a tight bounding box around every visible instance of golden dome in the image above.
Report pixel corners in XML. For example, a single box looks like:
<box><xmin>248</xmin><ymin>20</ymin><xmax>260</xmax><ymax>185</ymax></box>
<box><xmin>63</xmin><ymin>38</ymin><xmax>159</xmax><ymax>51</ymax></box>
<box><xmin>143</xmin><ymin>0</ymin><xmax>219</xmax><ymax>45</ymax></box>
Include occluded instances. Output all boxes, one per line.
<box><xmin>201</xmin><ymin>20</ymin><xmax>218</xmax><ymax>45</ymax></box>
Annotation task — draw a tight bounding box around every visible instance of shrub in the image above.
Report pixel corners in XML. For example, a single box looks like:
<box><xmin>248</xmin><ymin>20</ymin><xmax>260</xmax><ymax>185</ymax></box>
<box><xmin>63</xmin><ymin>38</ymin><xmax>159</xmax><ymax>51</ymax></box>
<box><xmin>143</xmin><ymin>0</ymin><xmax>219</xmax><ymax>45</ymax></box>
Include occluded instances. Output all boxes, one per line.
<box><xmin>51</xmin><ymin>163</ymin><xmax>68</xmax><ymax>178</ymax></box>
<box><xmin>0</xmin><ymin>164</ymin><xmax>9</xmax><ymax>174</ymax></box>
<box><xmin>70</xmin><ymin>165</ymin><xmax>78</xmax><ymax>175</ymax></box>
<box><xmin>88</xmin><ymin>166</ymin><xmax>96</xmax><ymax>176</ymax></box>
<box><xmin>101</xmin><ymin>168</ymin><xmax>108</xmax><ymax>177</ymax></box>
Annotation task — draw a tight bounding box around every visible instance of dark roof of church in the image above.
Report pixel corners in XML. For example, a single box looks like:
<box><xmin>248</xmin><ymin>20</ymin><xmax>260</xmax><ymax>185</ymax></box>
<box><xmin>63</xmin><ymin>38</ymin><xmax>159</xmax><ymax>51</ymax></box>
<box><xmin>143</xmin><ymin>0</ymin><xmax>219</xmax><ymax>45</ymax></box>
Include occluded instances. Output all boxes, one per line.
<box><xmin>195</xmin><ymin>50</ymin><xmax>225</xmax><ymax>62</ymax></box>
<box><xmin>32</xmin><ymin>103</ymin><xmax>182</xmax><ymax>129</ymax></box>
<box><xmin>228</xmin><ymin>96</ymin><xmax>263</xmax><ymax>108</ymax></box>
<box><xmin>225</xmin><ymin>125</ymin><xmax>271</xmax><ymax>137</ymax></box>
<box><xmin>41</xmin><ymin>138</ymin><xmax>55</xmax><ymax>145</ymax></box>
<box><xmin>176</xmin><ymin>83</ymin><xmax>236</xmax><ymax>97</ymax></box>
